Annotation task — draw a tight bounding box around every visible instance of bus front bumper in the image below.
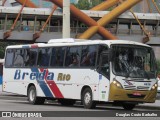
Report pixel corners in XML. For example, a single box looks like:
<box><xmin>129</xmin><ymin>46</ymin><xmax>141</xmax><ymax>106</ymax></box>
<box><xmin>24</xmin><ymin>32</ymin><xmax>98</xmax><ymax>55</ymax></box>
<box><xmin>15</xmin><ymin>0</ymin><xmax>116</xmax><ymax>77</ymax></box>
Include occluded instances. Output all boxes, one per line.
<box><xmin>109</xmin><ymin>83</ymin><xmax>157</xmax><ymax>103</ymax></box>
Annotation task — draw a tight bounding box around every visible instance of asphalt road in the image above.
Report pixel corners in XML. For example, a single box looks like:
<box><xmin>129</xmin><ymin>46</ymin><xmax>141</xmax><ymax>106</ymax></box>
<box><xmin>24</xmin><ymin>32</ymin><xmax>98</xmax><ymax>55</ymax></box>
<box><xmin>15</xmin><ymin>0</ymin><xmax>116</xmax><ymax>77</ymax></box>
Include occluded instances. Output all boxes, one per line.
<box><xmin>0</xmin><ymin>94</ymin><xmax>160</xmax><ymax>120</ymax></box>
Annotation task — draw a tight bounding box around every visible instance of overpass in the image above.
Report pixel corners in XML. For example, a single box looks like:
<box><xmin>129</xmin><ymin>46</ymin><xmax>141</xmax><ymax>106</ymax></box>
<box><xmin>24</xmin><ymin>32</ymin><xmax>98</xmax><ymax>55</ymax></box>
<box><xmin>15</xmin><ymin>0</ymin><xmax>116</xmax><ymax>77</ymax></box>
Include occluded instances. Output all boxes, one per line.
<box><xmin>0</xmin><ymin>7</ymin><xmax>160</xmax><ymax>45</ymax></box>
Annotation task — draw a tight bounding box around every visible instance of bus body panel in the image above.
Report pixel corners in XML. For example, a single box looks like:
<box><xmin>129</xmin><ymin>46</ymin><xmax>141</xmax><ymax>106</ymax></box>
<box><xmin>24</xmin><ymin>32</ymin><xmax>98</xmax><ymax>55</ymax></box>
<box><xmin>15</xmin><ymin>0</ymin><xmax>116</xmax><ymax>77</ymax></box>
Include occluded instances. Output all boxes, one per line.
<box><xmin>3</xmin><ymin>67</ymin><xmax>110</xmax><ymax>101</ymax></box>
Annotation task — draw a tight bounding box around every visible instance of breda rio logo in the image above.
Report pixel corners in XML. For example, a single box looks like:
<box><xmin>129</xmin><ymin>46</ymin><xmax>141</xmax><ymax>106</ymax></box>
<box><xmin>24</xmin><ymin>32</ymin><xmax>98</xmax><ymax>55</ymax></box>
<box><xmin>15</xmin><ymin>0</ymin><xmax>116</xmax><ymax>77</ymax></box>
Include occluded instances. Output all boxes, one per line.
<box><xmin>14</xmin><ymin>69</ymin><xmax>54</xmax><ymax>81</ymax></box>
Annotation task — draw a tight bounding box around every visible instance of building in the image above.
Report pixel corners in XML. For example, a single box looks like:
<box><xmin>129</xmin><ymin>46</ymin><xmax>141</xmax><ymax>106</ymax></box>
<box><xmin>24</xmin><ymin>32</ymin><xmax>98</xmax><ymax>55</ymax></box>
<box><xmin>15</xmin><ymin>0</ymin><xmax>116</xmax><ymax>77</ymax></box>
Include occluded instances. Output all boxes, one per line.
<box><xmin>4</xmin><ymin>0</ymin><xmax>79</xmax><ymax>7</ymax></box>
<box><xmin>133</xmin><ymin>0</ymin><xmax>160</xmax><ymax>13</ymax></box>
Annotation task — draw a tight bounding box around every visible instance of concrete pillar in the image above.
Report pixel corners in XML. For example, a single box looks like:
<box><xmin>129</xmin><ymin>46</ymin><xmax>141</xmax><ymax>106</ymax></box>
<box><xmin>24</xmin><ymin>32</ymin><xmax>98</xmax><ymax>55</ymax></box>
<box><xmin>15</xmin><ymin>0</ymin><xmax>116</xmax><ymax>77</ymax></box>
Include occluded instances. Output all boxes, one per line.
<box><xmin>0</xmin><ymin>0</ymin><xmax>2</xmax><ymax>6</ymax></box>
<box><xmin>63</xmin><ymin>0</ymin><xmax>70</xmax><ymax>38</ymax></box>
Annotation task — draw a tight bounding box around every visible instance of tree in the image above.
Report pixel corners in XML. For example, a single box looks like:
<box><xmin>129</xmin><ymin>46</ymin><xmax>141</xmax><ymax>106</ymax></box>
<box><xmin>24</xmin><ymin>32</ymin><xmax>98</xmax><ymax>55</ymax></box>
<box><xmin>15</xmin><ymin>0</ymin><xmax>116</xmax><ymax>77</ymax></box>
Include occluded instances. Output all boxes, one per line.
<box><xmin>91</xmin><ymin>0</ymin><xmax>102</xmax><ymax>8</ymax></box>
<box><xmin>76</xmin><ymin>0</ymin><xmax>91</xmax><ymax>10</ymax></box>
<box><xmin>0</xmin><ymin>42</ymin><xmax>16</xmax><ymax>58</ymax></box>
<box><xmin>73</xmin><ymin>0</ymin><xmax>105</xmax><ymax>10</ymax></box>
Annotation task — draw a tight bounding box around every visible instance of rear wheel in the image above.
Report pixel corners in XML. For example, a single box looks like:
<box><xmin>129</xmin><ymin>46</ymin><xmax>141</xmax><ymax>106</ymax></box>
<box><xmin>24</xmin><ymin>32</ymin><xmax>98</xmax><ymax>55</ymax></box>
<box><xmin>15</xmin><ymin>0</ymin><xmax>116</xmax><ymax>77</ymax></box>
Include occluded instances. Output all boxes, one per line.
<box><xmin>122</xmin><ymin>103</ymin><xmax>136</xmax><ymax>110</ymax></box>
<box><xmin>82</xmin><ymin>88</ymin><xmax>96</xmax><ymax>109</ymax></box>
<box><xmin>28</xmin><ymin>86</ymin><xmax>45</xmax><ymax>105</ymax></box>
<box><xmin>58</xmin><ymin>99</ymin><xmax>76</xmax><ymax>106</ymax></box>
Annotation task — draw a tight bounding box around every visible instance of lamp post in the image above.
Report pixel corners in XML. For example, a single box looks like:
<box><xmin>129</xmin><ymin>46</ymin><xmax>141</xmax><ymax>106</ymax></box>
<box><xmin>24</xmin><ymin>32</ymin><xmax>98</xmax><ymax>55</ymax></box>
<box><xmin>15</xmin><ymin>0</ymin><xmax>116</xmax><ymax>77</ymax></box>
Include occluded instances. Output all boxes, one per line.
<box><xmin>63</xmin><ymin>0</ymin><xmax>70</xmax><ymax>38</ymax></box>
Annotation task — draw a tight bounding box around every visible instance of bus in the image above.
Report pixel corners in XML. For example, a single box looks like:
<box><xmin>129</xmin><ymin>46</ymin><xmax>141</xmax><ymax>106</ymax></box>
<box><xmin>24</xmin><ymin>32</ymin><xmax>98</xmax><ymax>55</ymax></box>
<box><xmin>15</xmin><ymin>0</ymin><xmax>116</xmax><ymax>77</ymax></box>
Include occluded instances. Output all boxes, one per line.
<box><xmin>3</xmin><ymin>39</ymin><xmax>158</xmax><ymax>110</ymax></box>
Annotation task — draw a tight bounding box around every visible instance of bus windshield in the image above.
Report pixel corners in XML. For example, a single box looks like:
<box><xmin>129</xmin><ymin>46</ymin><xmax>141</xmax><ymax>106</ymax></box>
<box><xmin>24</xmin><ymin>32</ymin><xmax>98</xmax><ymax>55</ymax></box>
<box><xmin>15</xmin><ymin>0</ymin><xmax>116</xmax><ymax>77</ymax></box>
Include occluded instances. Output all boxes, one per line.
<box><xmin>112</xmin><ymin>45</ymin><xmax>156</xmax><ymax>78</ymax></box>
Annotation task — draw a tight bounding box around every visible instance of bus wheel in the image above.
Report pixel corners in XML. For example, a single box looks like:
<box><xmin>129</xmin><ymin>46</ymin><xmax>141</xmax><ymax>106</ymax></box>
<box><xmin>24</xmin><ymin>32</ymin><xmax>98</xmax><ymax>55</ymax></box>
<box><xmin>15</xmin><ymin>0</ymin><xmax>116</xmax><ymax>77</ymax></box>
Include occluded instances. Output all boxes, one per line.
<box><xmin>122</xmin><ymin>103</ymin><xmax>136</xmax><ymax>110</ymax></box>
<box><xmin>58</xmin><ymin>99</ymin><xmax>76</xmax><ymax>106</ymax></box>
<box><xmin>28</xmin><ymin>86</ymin><xmax>45</xmax><ymax>105</ymax></box>
<box><xmin>82</xmin><ymin>88</ymin><xmax>96</xmax><ymax>109</ymax></box>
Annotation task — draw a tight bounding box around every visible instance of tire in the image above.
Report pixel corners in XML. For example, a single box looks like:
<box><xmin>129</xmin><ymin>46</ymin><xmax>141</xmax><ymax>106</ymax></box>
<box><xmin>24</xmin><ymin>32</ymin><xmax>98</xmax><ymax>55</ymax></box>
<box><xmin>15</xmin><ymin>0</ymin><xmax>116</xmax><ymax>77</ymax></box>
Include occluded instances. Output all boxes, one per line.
<box><xmin>122</xmin><ymin>103</ymin><xmax>136</xmax><ymax>110</ymax></box>
<box><xmin>58</xmin><ymin>99</ymin><xmax>76</xmax><ymax>106</ymax></box>
<box><xmin>82</xmin><ymin>88</ymin><xmax>96</xmax><ymax>109</ymax></box>
<box><xmin>28</xmin><ymin>86</ymin><xmax>45</xmax><ymax>105</ymax></box>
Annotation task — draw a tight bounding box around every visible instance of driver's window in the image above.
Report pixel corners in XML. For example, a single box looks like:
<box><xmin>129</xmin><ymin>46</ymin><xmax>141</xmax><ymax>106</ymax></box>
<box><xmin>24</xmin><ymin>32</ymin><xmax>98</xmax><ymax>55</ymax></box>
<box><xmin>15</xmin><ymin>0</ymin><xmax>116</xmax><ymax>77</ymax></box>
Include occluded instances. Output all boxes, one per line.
<box><xmin>100</xmin><ymin>54</ymin><xmax>110</xmax><ymax>79</ymax></box>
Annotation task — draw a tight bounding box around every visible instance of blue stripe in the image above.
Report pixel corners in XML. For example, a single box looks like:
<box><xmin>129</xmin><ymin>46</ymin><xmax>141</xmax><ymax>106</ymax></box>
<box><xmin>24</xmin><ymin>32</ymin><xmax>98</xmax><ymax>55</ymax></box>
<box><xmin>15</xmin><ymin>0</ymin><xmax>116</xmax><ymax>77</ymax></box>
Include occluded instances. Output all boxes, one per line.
<box><xmin>31</xmin><ymin>68</ymin><xmax>53</xmax><ymax>97</ymax></box>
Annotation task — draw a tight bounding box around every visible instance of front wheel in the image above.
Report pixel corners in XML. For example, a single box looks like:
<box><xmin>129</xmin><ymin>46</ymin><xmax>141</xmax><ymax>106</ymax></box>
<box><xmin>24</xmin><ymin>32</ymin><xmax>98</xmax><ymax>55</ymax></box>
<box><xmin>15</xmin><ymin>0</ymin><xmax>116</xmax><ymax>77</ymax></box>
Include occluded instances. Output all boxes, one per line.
<box><xmin>82</xmin><ymin>88</ymin><xmax>96</xmax><ymax>109</ymax></box>
<box><xmin>122</xmin><ymin>103</ymin><xmax>136</xmax><ymax>110</ymax></box>
<box><xmin>28</xmin><ymin>86</ymin><xmax>45</xmax><ymax>105</ymax></box>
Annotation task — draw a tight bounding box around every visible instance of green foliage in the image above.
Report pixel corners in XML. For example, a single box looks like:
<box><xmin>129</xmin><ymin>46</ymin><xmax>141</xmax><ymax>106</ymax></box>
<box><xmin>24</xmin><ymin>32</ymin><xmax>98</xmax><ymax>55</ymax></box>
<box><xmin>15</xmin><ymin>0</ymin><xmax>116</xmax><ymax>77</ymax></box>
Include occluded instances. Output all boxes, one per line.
<box><xmin>73</xmin><ymin>0</ymin><xmax>104</xmax><ymax>10</ymax></box>
<box><xmin>91</xmin><ymin>0</ymin><xmax>102</xmax><ymax>7</ymax></box>
<box><xmin>76</xmin><ymin>0</ymin><xmax>91</xmax><ymax>10</ymax></box>
<box><xmin>0</xmin><ymin>42</ymin><xmax>16</xmax><ymax>58</ymax></box>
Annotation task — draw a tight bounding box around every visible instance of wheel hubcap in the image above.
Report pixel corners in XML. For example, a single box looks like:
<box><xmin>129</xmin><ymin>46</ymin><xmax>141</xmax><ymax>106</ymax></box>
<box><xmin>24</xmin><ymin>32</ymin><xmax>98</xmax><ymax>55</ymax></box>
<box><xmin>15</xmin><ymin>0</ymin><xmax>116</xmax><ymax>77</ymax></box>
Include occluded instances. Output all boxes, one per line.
<box><xmin>84</xmin><ymin>92</ymin><xmax>91</xmax><ymax>105</ymax></box>
<box><xmin>29</xmin><ymin>90</ymin><xmax>35</xmax><ymax>101</ymax></box>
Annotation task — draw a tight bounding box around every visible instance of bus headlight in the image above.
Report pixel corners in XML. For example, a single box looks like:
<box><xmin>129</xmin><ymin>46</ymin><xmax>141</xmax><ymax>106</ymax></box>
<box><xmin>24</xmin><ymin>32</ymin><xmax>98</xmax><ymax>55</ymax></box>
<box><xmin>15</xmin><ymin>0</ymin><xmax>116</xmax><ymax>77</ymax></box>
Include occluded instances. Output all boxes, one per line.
<box><xmin>151</xmin><ymin>83</ymin><xmax>158</xmax><ymax>90</ymax></box>
<box><xmin>112</xmin><ymin>79</ymin><xmax>123</xmax><ymax>88</ymax></box>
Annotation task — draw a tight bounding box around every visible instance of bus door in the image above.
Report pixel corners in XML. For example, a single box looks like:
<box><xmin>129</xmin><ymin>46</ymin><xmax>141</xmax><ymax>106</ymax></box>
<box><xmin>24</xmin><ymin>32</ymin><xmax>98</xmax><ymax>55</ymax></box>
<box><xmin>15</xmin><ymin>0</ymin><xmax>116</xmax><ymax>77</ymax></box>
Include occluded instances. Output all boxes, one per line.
<box><xmin>98</xmin><ymin>53</ymin><xmax>110</xmax><ymax>101</ymax></box>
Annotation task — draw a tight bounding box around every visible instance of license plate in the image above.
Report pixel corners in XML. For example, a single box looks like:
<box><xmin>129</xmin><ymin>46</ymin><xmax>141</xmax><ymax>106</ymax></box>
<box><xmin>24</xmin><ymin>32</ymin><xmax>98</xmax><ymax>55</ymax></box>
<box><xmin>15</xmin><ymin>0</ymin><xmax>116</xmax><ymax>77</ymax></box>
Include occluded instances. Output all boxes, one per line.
<box><xmin>133</xmin><ymin>92</ymin><xmax>141</xmax><ymax>96</ymax></box>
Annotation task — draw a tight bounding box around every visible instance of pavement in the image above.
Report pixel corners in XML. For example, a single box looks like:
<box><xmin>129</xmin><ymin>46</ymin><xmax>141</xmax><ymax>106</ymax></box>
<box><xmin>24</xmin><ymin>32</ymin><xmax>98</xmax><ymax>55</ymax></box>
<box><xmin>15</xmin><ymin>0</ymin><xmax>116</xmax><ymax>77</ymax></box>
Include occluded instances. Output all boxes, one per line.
<box><xmin>137</xmin><ymin>100</ymin><xmax>160</xmax><ymax>110</ymax></box>
<box><xmin>0</xmin><ymin>91</ymin><xmax>160</xmax><ymax>110</ymax></box>
<box><xmin>137</xmin><ymin>92</ymin><xmax>160</xmax><ymax>110</ymax></box>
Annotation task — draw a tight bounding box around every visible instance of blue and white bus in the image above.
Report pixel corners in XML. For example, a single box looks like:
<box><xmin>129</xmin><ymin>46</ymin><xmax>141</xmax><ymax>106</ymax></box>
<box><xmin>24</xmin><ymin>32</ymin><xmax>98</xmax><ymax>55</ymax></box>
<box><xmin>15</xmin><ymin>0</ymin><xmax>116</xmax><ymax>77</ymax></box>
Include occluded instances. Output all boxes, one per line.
<box><xmin>3</xmin><ymin>39</ymin><xmax>158</xmax><ymax>110</ymax></box>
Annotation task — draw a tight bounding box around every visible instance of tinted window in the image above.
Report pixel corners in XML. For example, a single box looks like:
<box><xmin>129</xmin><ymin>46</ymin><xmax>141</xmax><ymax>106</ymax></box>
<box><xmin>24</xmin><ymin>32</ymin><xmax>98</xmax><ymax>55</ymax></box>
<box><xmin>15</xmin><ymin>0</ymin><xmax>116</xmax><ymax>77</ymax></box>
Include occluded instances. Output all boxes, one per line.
<box><xmin>13</xmin><ymin>49</ymin><xmax>24</xmax><ymax>67</ymax></box>
<box><xmin>81</xmin><ymin>45</ymin><xmax>97</xmax><ymax>67</ymax></box>
<box><xmin>5</xmin><ymin>49</ymin><xmax>14</xmax><ymax>67</ymax></box>
<box><xmin>50</xmin><ymin>47</ymin><xmax>66</xmax><ymax>67</ymax></box>
<box><xmin>37</xmin><ymin>48</ymin><xmax>51</xmax><ymax>67</ymax></box>
<box><xmin>97</xmin><ymin>45</ymin><xmax>108</xmax><ymax>64</ymax></box>
<box><xmin>24</xmin><ymin>49</ymin><xmax>38</xmax><ymax>66</ymax></box>
<box><xmin>65</xmin><ymin>46</ymin><xmax>81</xmax><ymax>67</ymax></box>
<box><xmin>100</xmin><ymin>54</ymin><xmax>110</xmax><ymax>79</ymax></box>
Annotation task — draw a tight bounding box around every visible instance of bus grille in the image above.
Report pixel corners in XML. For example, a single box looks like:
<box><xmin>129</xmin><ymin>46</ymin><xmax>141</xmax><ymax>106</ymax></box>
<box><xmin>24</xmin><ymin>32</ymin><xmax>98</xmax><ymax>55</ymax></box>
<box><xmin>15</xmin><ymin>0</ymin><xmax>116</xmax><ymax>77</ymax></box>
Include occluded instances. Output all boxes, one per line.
<box><xmin>124</xmin><ymin>86</ymin><xmax>150</xmax><ymax>90</ymax></box>
<box><xmin>124</xmin><ymin>86</ymin><xmax>136</xmax><ymax>90</ymax></box>
<box><xmin>137</xmin><ymin>86</ymin><xmax>150</xmax><ymax>90</ymax></box>
<box><xmin>127</xmin><ymin>94</ymin><xmax>145</xmax><ymax>99</ymax></box>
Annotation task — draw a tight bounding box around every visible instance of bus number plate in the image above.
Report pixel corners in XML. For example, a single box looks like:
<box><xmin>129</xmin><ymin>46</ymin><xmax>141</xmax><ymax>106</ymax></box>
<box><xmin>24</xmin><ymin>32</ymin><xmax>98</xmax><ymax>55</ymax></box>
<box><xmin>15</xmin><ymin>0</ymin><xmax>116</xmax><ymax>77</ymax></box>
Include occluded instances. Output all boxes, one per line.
<box><xmin>133</xmin><ymin>92</ymin><xmax>141</xmax><ymax>96</ymax></box>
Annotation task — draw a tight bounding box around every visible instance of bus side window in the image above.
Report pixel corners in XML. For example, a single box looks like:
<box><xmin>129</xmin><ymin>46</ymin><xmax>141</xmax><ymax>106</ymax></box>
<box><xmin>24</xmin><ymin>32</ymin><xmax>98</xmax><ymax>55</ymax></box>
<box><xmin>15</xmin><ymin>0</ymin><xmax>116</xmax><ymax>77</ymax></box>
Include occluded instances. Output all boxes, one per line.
<box><xmin>65</xmin><ymin>46</ymin><xmax>81</xmax><ymax>67</ymax></box>
<box><xmin>5</xmin><ymin>49</ymin><xmax>14</xmax><ymax>67</ymax></box>
<box><xmin>25</xmin><ymin>49</ymin><xmax>38</xmax><ymax>66</ymax></box>
<box><xmin>23</xmin><ymin>49</ymin><xmax>29</xmax><ymax>66</ymax></box>
<box><xmin>13</xmin><ymin>49</ymin><xmax>24</xmax><ymax>67</ymax></box>
<box><xmin>37</xmin><ymin>48</ymin><xmax>51</xmax><ymax>67</ymax></box>
<box><xmin>100</xmin><ymin>54</ymin><xmax>110</xmax><ymax>79</ymax></box>
<box><xmin>50</xmin><ymin>48</ymin><xmax>56</xmax><ymax>66</ymax></box>
<box><xmin>81</xmin><ymin>45</ymin><xmax>97</xmax><ymax>67</ymax></box>
<box><xmin>97</xmin><ymin>45</ymin><xmax>108</xmax><ymax>64</ymax></box>
<box><xmin>50</xmin><ymin>47</ymin><xmax>66</xmax><ymax>67</ymax></box>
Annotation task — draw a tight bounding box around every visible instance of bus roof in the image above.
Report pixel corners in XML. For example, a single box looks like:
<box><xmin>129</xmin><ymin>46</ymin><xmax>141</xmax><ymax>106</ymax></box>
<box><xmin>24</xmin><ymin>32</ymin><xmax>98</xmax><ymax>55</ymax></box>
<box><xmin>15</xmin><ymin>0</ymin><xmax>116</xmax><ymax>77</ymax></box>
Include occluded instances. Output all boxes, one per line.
<box><xmin>6</xmin><ymin>39</ymin><xmax>151</xmax><ymax>49</ymax></box>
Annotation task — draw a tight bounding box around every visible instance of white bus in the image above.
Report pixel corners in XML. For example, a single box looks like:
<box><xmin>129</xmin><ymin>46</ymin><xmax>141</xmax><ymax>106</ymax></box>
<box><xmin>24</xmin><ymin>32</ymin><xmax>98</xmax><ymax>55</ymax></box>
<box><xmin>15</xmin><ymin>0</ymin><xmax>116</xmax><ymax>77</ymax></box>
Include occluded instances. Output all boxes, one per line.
<box><xmin>3</xmin><ymin>39</ymin><xmax>158</xmax><ymax>110</ymax></box>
